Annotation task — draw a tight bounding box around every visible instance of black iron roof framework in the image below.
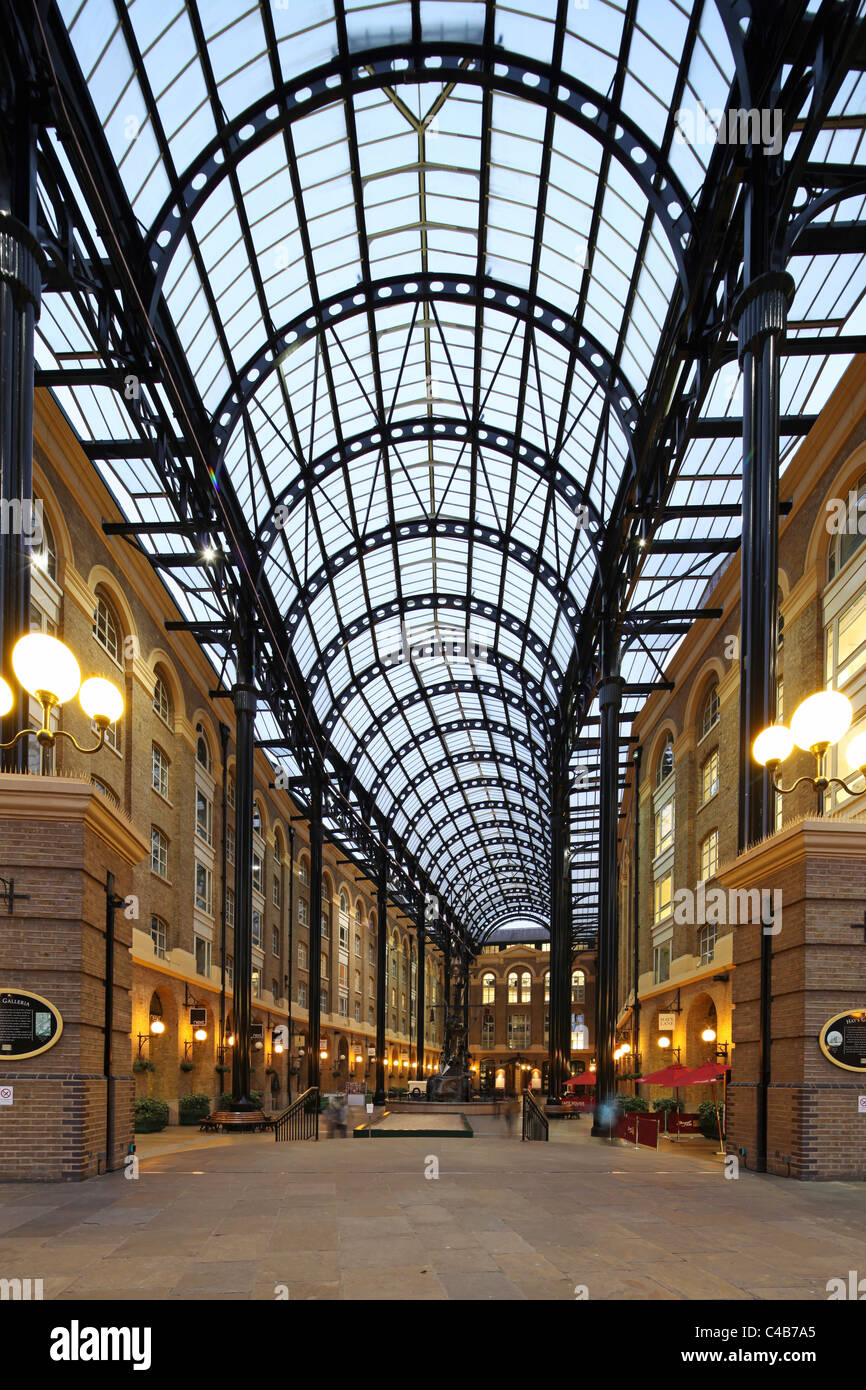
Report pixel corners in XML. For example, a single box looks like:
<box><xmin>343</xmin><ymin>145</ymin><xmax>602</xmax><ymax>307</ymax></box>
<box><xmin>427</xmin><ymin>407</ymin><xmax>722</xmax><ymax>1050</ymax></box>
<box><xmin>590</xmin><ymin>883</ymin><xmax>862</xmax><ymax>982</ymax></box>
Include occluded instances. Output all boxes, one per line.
<box><xmin>18</xmin><ymin>0</ymin><xmax>866</xmax><ymax>954</ymax></box>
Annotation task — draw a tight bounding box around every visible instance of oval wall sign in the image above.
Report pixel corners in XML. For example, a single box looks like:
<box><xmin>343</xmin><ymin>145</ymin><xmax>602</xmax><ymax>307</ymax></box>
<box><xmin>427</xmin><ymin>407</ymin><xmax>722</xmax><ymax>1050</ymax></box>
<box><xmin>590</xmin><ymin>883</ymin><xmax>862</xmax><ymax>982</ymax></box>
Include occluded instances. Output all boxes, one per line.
<box><xmin>819</xmin><ymin>1010</ymin><xmax>866</xmax><ymax>1073</ymax></box>
<box><xmin>0</xmin><ymin>989</ymin><xmax>63</xmax><ymax>1060</ymax></box>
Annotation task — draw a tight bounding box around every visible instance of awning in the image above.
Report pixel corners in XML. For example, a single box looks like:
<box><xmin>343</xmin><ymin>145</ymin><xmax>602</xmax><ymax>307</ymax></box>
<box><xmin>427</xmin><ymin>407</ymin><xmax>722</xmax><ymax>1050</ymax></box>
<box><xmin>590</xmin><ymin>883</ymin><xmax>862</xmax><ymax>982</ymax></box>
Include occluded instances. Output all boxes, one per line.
<box><xmin>565</xmin><ymin>1074</ymin><xmax>596</xmax><ymax>1088</ymax></box>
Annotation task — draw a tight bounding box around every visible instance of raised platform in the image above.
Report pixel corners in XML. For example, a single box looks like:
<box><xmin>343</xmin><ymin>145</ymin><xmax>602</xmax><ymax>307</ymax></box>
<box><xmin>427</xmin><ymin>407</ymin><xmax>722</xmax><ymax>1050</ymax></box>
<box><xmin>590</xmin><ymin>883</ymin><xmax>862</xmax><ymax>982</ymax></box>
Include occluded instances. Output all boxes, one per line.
<box><xmin>354</xmin><ymin>1110</ymin><xmax>473</xmax><ymax>1138</ymax></box>
<box><xmin>386</xmin><ymin>1099</ymin><xmax>504</xmax><ymax>1115</ymax></box>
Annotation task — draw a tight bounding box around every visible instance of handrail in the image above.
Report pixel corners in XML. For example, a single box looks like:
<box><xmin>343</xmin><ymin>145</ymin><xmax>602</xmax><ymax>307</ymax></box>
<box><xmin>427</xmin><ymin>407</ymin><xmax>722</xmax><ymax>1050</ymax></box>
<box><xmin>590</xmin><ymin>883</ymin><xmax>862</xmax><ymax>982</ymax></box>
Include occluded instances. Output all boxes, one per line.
<box><xmin>273</xmin><ymin>1086</ymin><xmax>319</xmax><ymax>1141</ymax></box>
<box><xmin>522</xmin><ymin>1088</ymin><xmax>549</xmax><ymax>1141</ymax></box>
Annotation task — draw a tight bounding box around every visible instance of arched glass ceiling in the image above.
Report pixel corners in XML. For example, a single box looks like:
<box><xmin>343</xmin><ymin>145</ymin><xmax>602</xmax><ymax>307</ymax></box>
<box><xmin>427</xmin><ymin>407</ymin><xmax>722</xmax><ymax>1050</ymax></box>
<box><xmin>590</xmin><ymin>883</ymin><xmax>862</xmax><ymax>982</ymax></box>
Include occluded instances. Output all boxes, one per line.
<box><xmin>34</xmin><ymin>0</ymin><xmax>866</xmax><ymax>944</ymax></box>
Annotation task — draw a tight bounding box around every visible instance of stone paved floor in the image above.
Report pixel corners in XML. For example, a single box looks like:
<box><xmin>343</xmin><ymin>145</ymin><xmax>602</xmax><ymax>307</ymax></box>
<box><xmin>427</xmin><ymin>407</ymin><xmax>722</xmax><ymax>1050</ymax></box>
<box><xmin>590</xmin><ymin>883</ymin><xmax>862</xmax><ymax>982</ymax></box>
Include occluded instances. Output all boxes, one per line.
<box><xmin>1</xmin><ymin>1120</ymin><xmax>865</xmax><ymax>1300</ymax></box>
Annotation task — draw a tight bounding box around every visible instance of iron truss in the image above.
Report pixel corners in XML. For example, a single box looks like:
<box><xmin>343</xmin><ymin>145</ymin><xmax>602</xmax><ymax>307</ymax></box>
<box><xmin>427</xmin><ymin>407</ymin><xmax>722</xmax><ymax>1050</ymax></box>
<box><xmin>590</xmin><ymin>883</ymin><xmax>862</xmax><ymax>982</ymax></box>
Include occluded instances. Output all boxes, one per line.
<box><xmin>12</xmin><ymin>0</ymin><xmax>866</xmax><ymax>954</ymax></box>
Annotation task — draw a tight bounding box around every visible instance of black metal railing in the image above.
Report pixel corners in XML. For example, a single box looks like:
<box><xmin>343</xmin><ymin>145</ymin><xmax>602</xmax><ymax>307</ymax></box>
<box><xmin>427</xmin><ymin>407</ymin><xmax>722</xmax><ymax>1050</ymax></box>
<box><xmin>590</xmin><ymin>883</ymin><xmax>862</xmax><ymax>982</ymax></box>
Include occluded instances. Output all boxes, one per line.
<box><xmin>273</xmin><ymin>1086</ymin><xmax>319</xmax><ymax>1141</ymax></box>
<box><xmin>522</xmin><ymin>1088</ymin><xmax>549</xmax><ymax>1141</ymax></box>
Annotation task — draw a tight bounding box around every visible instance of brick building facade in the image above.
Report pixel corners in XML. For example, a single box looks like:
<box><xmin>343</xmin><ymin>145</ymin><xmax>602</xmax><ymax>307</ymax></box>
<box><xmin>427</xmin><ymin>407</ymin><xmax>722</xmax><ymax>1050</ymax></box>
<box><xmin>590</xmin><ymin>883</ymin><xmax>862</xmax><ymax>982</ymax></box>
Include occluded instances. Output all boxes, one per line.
<box><xmin>615</xmin><ymin>355</ymin><xmax>866</xmax><ymax>1174</ymax></box>
<box><xmin>16</xmin><ymin>391</ymin><xmax>445</xmax><ymax>1129</ymax></box>
<box><xmin>468</xmin><ymin>942</ymin><xmax>596</xmax><ymax>1092</ymax></box>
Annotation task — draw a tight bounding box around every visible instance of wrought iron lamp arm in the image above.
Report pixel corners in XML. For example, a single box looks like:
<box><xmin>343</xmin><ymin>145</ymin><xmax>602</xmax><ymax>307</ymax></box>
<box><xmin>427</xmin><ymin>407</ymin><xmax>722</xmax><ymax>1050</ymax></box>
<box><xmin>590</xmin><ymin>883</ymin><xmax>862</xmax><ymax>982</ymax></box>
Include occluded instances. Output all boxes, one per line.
<box><xmin>0</xmin><ymin>724</ymin><xmax>107</xmax><ymax>755</ymax></box>
<box><xmin>770</xmin><ymin>766</ymin><xmax>866</xmax><ymax>798</ymax></box>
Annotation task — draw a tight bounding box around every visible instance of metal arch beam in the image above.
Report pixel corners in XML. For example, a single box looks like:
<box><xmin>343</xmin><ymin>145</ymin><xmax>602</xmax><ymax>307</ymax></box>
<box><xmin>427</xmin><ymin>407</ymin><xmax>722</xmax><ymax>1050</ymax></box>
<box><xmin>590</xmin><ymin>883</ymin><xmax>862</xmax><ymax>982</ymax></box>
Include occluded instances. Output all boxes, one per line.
<box><xmin>209</xmin><ymin>273</ymin><xmax>641</xmax><ymax>478</ymax></box>
<box><xmin>377</xmin><ymin>748</ymin><xmax>541</xmax><ymax>809</ymax></box>
<box><xmin>145</xmin><ymin>43</ymin><xmax>697</xmax><ymax>304</ymax></box>
<box><xmin>281</xmin><ymin>516</ymin><xmax>588</xmax><ymax>653</ymax></box>
<box><xmin>307</xmin><ymin>592</ymin><xmax>567</xmax><ymax>705</ymax></box>
<box><xmin>329</xmin><ymin>681</ymin><xmax>552</xmax><ymax>773</ymax></box>
<box><xmin>258</xmin><ymin>415</ymin><xmax>604</xmax><ymax>551</ymax></box>
<box><xmin>402</xmin><ymin>774</ymin><xmax>549</xmax><ymax>825</ymax></box>
<box><xmin>324</xmin><ymin>646</ymin><xmax>554</xmax><ymax>741</ymax></box>
<box><xmin>431</xmin><ymin>816</ymin><xmax>550</xmax><ymax>858</ymax></box>
<box><xmin>370</xmin><ymin>725</ymin><xmax>539</xmax><ymax>801</ymax></box>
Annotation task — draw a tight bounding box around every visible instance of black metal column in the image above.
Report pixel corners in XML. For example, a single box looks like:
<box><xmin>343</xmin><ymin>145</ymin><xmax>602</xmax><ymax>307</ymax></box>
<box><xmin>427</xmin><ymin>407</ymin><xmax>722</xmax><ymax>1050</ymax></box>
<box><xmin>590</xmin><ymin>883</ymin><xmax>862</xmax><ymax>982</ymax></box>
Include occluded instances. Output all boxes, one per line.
<box><xmin>218</xmin><ymin>722</ymin><xmax>229</xmax><ymax>1067</ymax></box>
<box><xmin>307</xmin><ymin>770</ymin><xmax>324</xmax><ymax>1096</ymax></box>
<box><xmin>0</xmin><ymin>51</ymin><xmax>41</xmax><ymax>765</ymax></box>
<box><xmin>631</xmin><ymin>745</ymin><xmax>642</xmax><ymax>1089</ymax></box>
<box><xmin>373</xmin><ymin>844</ymin><xmax>388</xmax><ymax>1105</ymax></box>
<box><xmin>415</xmin><ymin>895</ymin><xmax>426</xmax><ymax>1074</ymax></box>
<box><xmin>733</xmin><ymin>258</ymin><xmax>794</xmax><ymax>1172</ymax></box>
<box><xmin>547</xmin><ymin>734</ymin><xmax>570</xmax><ymax>1105</ymax></box>
<box><xmin>230</xmin><ymin>618</ymin><xmax>256</xmax><ymax>1112</ymax></box>
<box><xmin>592</xmin><ymin>652</ymin><xmax>624</xmax><ymax>1135</ymax></box>
<box><xmin>286</xmin><ymin>825</ymin><xmax>295</xmax><ymax>1104</ymax></box>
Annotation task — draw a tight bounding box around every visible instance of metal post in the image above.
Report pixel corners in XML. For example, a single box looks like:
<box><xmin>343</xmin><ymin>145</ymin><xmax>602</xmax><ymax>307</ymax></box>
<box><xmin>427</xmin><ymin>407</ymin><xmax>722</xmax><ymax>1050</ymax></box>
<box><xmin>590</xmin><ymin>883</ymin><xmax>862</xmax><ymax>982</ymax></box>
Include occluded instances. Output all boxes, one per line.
<box><xmin>230</xmin><ymin>617</ymin><xmax>256</xmax><ymax>1111</ymax></box>
<box><xmin>0</xmin><ymin>48</ymin><xmax>41</xmax><ymax>767</ymax></box>
<box><xmin>373</xmin><ymin>844</ymin><xmax>387</xmax><ymax>1105</ymax></box>
<box><xmin>592</xmin><ymin>648</ymin><xmax>624</xmax><ymax>1136</ymax></box>
<box><xmin>733</xmin><ymin>154</ymin><xmax>795</xmax><ymax>1171</ymax></box>
<box><xmin>416</xmin><ymin>895</ymin><xmax>426</xmax><ymax>1075</ymax></box>
<box><xmin>103</xmin><ymin>873</ymin><xmax>125</xmax><ymax>1172</ymax></box>
<box><xmin>286</xmin><ymin>825</ymin><xmax>295</xmax><ymax>1104</ymax></box>
<box><xmin>308</xmin><ymin>769</ymin><xmax>323</xmax><ymax>1096</ymax></box>
<box><xmin>218</xmin><ymin>722</ymin><xmax>229</xmax><ymax>1069</ymax></box>
<box><xmin>547</xmin><ymin>735</ymin><xmax>570</xmax><ymax>1105</ymax></box>
<box><xmin>630</xmin><ymin>745</ymin><xmax>642</xmax><ymax>1092</ymax></box>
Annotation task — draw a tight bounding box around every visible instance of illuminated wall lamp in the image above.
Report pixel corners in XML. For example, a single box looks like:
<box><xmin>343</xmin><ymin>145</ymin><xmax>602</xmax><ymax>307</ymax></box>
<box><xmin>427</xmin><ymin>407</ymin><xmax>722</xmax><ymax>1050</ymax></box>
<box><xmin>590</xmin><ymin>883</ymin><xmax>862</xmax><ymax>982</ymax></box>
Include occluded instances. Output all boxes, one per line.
<box><xmin>0</xmin><ymin>634</ymin><xmax>124</xmax><ymax>772</ymax></box>
<box><xmin>754</xmin><ymin>691</ymin><xmax>866</xmax><ymax>812</ymax></box>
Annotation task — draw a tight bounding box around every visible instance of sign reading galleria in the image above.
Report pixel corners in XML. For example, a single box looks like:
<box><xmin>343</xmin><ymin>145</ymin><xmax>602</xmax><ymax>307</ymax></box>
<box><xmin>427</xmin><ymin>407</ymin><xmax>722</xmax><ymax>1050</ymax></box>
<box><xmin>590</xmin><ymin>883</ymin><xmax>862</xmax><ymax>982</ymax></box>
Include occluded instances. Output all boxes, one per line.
<box><xmin>819</xmin><ymin>1010</ymin><xmax>866</xmax><ymax>1073</ymax></box>
<box><xmin>0</xmin><ymin>989</ymin><xmax>63</xmax><ymax>1059</ymax></box>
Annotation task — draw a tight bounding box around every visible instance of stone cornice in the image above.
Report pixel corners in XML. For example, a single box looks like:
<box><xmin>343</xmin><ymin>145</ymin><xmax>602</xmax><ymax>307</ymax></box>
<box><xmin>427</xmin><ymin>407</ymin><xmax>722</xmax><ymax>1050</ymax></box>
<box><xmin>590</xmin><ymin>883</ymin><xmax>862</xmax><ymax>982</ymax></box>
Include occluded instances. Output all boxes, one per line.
<box><xmin>0</xmin><ymin>773</ymin><xmax>148</xmax><ymax>865</ymax></box>
<box><xmin>719</xmin><ymin>816</ymin><xmax>866</xmax><ymax>887</ymax></box>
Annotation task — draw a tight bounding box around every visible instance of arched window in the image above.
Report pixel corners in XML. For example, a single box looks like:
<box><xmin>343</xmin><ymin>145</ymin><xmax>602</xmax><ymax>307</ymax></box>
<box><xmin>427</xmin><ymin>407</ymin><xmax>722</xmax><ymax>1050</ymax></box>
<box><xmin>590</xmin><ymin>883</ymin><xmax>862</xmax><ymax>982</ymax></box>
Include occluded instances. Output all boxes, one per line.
<box><xmin>700</xmin><ymin>685</ymin><xmax>720</xmax><ymax>739</ymax></box>
<box><xmin>829</xmin><ymin>472</ymin><xmax>866</xmax><ymax>579</ymax></box>
<box><xmin>482</xmin><ymin>972</ymin><xmax>495</xmax><ymax>1004</ymax></box>
<box><xmin>94</xmin><ymin>592</ymin><xmax>120</xmax><ymax>662</ymax></box>
<box><xmin>273</xmin><ymin>829</ymin><xmax>283</xmax><ymax>864</ymax></box>
<box><xmin>507</xmin><ymin>971</ymin><xmax>518</xmax><ymax>1003</ymax></box>
<box><xmin>656</xmin><ymin>734</ymin><xmax>674</xmax><ymax>786</ymax></box>
<box><xmin>33</xmin><ymin>508</ymin><xmax>57</xmax><ymax>582</ymax></box>
<box><xmin>227</xmin><ymin>772</ymin><xmax>235</xmax><ymax>809</ymax></box>
<box><xmin>520</xmin><ymin>970</ymin><xmax>532</xmax><ymax>1003</ymax></box>
<box><xmin>252</xmin><ymin>800</ymin><xmax>262</xmax><ymax>833</ymax></box>
<box><xmin>153</xmin><ymin>672</ymin><xmax>172</xmax><ymax>726</ymax></box>
<box><xmin>195</xmin><ymin>724</ymin><xmax>212</xmax><ymax>771</ymax></box>
<box><xmin>544</xmin><ymin>970</ymin><xmax>550</xmax><ymax>1002</ymax></box>
<box><xmin>571</xmin><ymin>970</ymin><xmax>585</xmax><ymax>1004</ymax></box>
<box><xmin>340</xmin><ymin>889</ymin><xmax>349</xmax><ymax>915</ymax></box>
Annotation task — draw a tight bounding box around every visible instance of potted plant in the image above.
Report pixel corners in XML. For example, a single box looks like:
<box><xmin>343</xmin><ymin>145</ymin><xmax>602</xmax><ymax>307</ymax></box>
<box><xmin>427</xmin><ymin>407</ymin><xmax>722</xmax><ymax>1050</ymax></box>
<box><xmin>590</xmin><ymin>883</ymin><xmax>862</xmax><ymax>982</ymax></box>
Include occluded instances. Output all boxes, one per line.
<box><xmin>215</xmin><ymin>1063</ymin><xmax>230</xmax><ymax>1075</ymax></box>
<box><xmin>134</xmin><ymin>1097</ymin><xmax>169</xmax><ymax>1133</ymax></box>
<box><xmin>132</xmin><ymin>1058</ymin><xmax>155</xmax><ymax>1074</ymax></box>
<box><xmin>698</xmin><ymin>1098</ymin><xmax>724</xmax><ymax>1141</ymax></box>
<box><xmin>180</xmin><ymin>1059</ymin><xmax>195</xmax><ymax>1073</ymax></box>
<box><xmin>652</xmin><ymin>1096</ymin><xmax>682</xmax><ymax>1132</ymax></box>
<box><xmin>618</xmin><ymin>1095</ymin><xmax>650</xmax><ymax>1113</ymax></box>
<box><xmin>178</xmin><ymin>1093</ymin><xmax>212</xmax><ymax>1126</ymax></box>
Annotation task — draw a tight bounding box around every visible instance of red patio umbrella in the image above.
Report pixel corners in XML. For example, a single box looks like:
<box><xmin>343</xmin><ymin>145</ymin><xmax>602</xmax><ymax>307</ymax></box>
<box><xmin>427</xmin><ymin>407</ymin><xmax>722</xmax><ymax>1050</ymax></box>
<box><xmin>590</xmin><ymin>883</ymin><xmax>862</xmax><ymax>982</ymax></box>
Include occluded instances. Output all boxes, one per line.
<box><xmin>565</xmin><ymin>1073</ymin><xmax>596</xmax><ymax>1086</ymax></box>
<box><xmin>635</xmin><ymin>1063</ymin><xmax>692</xmax><ymax>1086</ymax></box>
<box><xmin>677</xmin><ymin>1062</ymin><xmax>731</xmax><ymax>1153</ymax></box>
